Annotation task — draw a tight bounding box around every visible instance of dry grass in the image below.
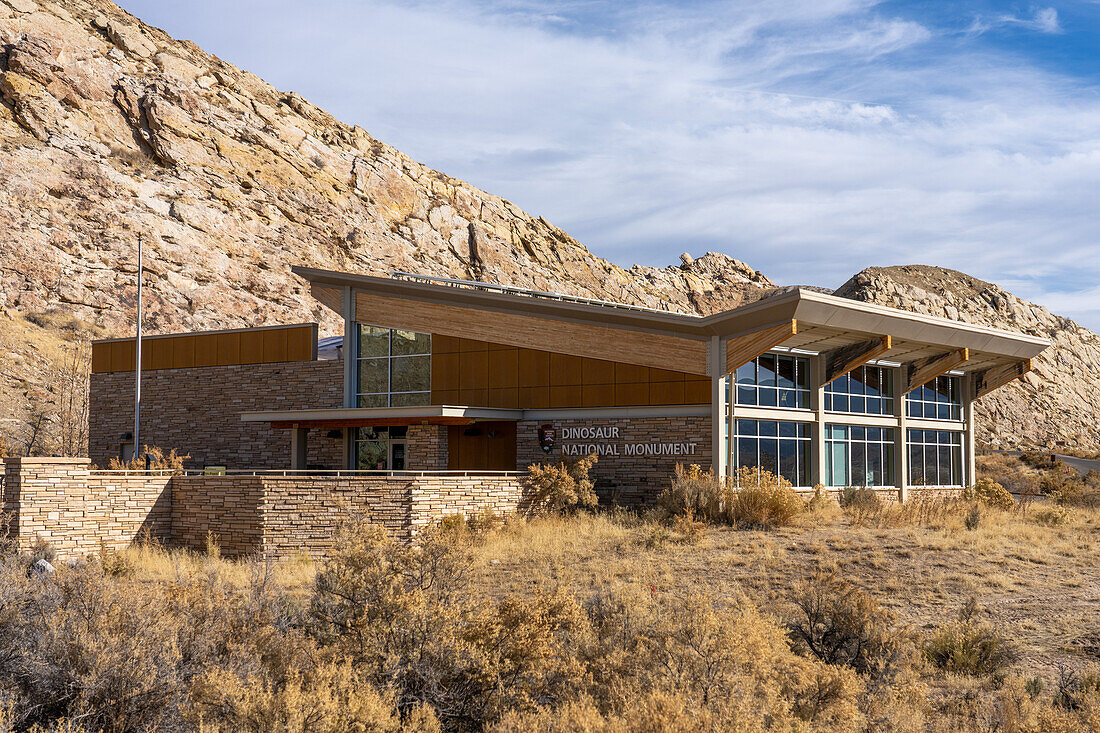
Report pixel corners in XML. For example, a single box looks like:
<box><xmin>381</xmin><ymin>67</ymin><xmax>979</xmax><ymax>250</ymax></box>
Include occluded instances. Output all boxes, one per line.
<box><xmin>468</xmin><ymin>504</ymin><xmax>1100</xmax><ymax>684</ymax></box>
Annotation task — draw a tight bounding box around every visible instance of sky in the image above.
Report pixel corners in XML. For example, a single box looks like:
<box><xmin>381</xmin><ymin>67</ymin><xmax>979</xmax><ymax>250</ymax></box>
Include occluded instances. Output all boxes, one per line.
<box><xmin>120</xmin><ymin>0</ymin><xmax>1100</xmax><ymax>330</ymax></box>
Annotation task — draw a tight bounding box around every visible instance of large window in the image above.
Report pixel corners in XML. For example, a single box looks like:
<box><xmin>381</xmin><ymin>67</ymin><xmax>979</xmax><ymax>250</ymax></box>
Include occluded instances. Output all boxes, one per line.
<box><xmin>732</xmin><ymin>419</ymin><xmax>811</xmax><ymax>488</ymax></box>
<box><xmin>906</xmin><ymin>375</ymin><xmax>961</xmax><ymax>420</ymax></box>
<box><xmin>356</xmin><ymin>325</ymin><xmax>431</xmax><ymax>407</ymax></box>
<box><xmin>825</xmin><ymin>365</ymin><xmax>895</xmax><ymax>415</ymax></box>
<box><xmin>825</xmin><ymin>425</ymin><xmax>895</xmax><ymax>487</ymax></box>
<box><xmin>353</xmin><ymin>426</ymin><xmax>408</xmax><ymax>470</ymax></box>
<box><xmin>734</xmin><ymin>353</ymin><xmax>810</xmax><ymax>409</ymax></box>
<box><xmin>908</xmin><ymin>429</ymin><xmax>963</xmax><ymax>486</ymax></box>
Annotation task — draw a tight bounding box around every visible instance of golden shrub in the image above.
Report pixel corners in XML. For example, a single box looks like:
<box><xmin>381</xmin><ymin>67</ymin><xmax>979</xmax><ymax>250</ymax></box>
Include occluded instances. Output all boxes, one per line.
<box><xmin>524</xmin><ymin>455</ymin><xmax>598</xmax><ymax>516</ymax></box>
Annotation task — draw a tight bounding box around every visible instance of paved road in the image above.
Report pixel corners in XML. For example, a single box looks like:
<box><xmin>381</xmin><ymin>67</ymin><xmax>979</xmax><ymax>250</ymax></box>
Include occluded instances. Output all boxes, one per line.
<box><xmin>1055</xmin><ymin>454</ymin><xmax>1100</xmax><ymax>476</ymax></box>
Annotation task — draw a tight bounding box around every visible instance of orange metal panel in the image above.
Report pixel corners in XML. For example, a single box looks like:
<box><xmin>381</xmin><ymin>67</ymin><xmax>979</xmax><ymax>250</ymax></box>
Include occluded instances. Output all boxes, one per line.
<box><xmin>649</xmin><ymin>367</ymin><xmax>686</xmax><ymax>382</ymax></box>
<box><xmin>144</xmin><ymin>338</ymin><xmax>171</xmax><ymax>370</ymax></box>
<box><xmin>684</xmin><ymin>378</ymin><xmax>710</xmax><ymax>404</ymax></box>
<box><xmin>649</xmin><ymin>380</ymin><xmax>686</xmax><ymax>405</ymax></box>
<box><xmin>239</xmin><ymin>330</ymin><xmax>263</xmax><ymax>365</ymax></box>
<box><xmin>91</xmin><ymin>342</ymin><xmax>113</xmax><ymax>373</ymax></box>
<box><xmin>261</xmin><ymin>327</ymin><xmax>289</xmax><ymax>363</ymax></box>
<box><xmin>488</xmin><ymin>349</ymin><xmax>519</xmax><ymax>389</ymax></box>
<box><xmin>216</xmin><ymin>332</ymin><xmax>240</xmax><ymax>366</ymax></box>
<box><xmin>431</xmin><ymin>388</ymin><xmax>460</xmax><ymax>405</ymax></box>
<box><xmin>285</xmin><ymin>325</ymin><xmax>315</xmax><ymax>361</ymax></box>
<box><xmin>432</xmin><ymin>334</ymin><xmax>461</xmax><ymax>354</ymax></box>
<box><xmin>582</xmin><ymin>384</ymin><xmax>616</xmax><ymax>408</ymax></box>
<box><xmin>518</xmin><ymin>349</ymin><xmax>550</xmax><ymax>388</ymax></box>
<box><xmin>487</xmin><ymin>387</ymin><xmax>519</xmax><ymax>409</ymax></box>
<box><xmin>194</xmin><ymin>333</ymin><xmax>218</xmax><ymax>367</ymax></box>
<box><xmin>113</xmin><ymin>340</ymin><xmax>136</xmax><ymax>373</ymax></box>
<box><xmin>518</xmin><ymin>386</ymin><xmax>549</xmax><ymax>409</ymax></box>
<box><xmin>614</xmin><ymin>362</ymin><xmax>650</xmax><ymax>384</ymax></box>
<box><xmin>459</xmin><ymin>337</ymin><xmax>488</xmax><ymax>353</ymax></box>
<box><xmin>549</xmin><ymin>354</ymin><xmax>582</xmax><ymax>386</ymax></box>
<box><xmin>582</xmin><ymin>357</ymin><xmax>615</xmax><ymax>385</ymax></box>
<box><xmin>549</xmin><ymin>385</ymin><xmax>583</xmax><ymax>408</ymax></box>
<box><xmin>431</xmin><ymin>353</ymin><xmax>460</xmax><ymax>392</ymax></box>
<box><xmin>614</xmin><ymin>382</ymin><xmax>649</xmax><ymax>406</ymax></box>
<box><xmin>459</xmin><ymin>351</ymin><xmax>488</xmax><ymax>390</ymax></box>
<box><xmin>170</xmin><ymin>335</ymin><xmax>196</xmax><ymax>369</ymax></box>
<box><xmin>458</xmin><ymin>388</ymin><xmax>489</xmax><ymax>407</ymax></box>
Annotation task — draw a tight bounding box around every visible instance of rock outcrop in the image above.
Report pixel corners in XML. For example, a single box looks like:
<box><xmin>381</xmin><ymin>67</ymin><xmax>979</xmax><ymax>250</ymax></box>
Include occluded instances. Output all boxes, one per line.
<box><xmin>1</xmin><ymin>0</ymin><xmax>1097</xmax><ymax>457</ymax></box>
<box><xmin>0</xmin><ymin>0</ymin><xmax>773</xmax><ymax>452</ymax></box>
<box><xmin>835</xmin><ymin>266</ymin><xmax>1100</xmax><ymax>452</ymax></box>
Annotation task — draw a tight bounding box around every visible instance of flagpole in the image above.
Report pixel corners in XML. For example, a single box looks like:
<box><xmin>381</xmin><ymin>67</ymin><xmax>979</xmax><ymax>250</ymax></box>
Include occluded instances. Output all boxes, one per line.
<box><xmin>133</xmin><ymin>234</ymin><xmax>142</xmax><ymax>464</ymax></box>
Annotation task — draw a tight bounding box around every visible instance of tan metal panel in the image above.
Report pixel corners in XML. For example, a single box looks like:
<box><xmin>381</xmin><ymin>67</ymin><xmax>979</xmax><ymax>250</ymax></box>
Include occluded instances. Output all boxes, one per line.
<box><xmin>91</xmin><ymin>342</ymin><xmax>113</xmax><ymax>373</ymax></box>
<box><xmin>216</xmin><ymin>332</ymin><xmax>240</xmax><ymax>366</ymax></box>
<box><xmin>171</xmin><ymin>335</ymin><xmax>196</xmax><ymax>369</ymax></box>
<box><xmin>194</xmin><ymin>333</ymin><xmax>218</xmax><ymax>367</ymax></box>
<box><xmin>261</xmin><ymin>327</ymin><xmax>288</xmax><ymax>363</ymax></box>
<box><xmin>355</xmin><ymin>291</ymin><xmax>708</xmax><ymax>374</ymax></box>
<box><xmin>239</xmin><ymin>330</ymin><xmax>264</xmax><ymax>365</ymax></box>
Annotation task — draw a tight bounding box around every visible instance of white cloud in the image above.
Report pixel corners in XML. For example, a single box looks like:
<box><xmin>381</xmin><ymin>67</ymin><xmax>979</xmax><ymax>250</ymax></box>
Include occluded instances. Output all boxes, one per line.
<box><xmin>968</xmin><ymin>6</ymin><xmax>1062</xmax><ymax>35</ymax></box>
<box><xmin>118</xmin><ymin>0</ymin><xmax>1100</xmax><ymax>329</ymax></box>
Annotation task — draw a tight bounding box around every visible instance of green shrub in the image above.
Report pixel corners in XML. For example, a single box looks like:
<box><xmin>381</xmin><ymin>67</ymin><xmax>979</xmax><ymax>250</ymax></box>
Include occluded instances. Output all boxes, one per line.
<box><xmin>924</xmin><ymin>601</ymin><xmax>1016</xmax><ymax>677</ymax></box>
<box><xmin>964</xmin><ymin>505</ymin><xmax>982</xmax><ymax>531</ymax></box>
<box><xmin>963</xmin><ymin>478</ymin><xmax>1015</xmax><ymax>511</ymax></box>
<box><xmin>524</xmin><ymin>455</ymin><xmax>598</xmax><ymax>516</ymax></box>
<box><xmin>727</xmin><ymin>467</ymin><xmax>803</xmax><ymax>529</ymax></box>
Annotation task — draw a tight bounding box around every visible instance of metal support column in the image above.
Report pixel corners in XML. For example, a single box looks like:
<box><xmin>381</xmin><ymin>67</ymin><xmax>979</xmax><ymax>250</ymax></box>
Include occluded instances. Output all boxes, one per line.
<box><xmin>290</xmin><ymin>427</ymin><xmax>308</xmax><ymax>470</ymax></box>
<box><xmin>708</xmin><ymin>336</ymin><xmax>728</xmax><ymax>478</ymax></box>
<box><xmin>895</xmin><ymin>367</ymin><xmax>909</xmax><ymax>502</ymax></box>
<box><xmin>812</xmin><ymin>356</ymin><xmax>827</xmax><ymax>489</ymax></box>
<box><xmin>964</xmin><ymin>376</ymin><xmax>977</xmax><ymax>488</ymax></box>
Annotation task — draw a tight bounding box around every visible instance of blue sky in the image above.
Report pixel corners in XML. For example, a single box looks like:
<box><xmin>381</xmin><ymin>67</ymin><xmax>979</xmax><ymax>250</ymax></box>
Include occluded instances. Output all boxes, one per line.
<box><xmin>120</xmin><ymin>0</ymin><xmax>1100</xmax><ymax>330</ymax></box>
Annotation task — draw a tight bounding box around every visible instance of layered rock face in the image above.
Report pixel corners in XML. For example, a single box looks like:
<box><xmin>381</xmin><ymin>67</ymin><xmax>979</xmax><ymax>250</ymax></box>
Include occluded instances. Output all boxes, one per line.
<box><xmin>0</xmin><ymin>0</ymin><xmax>772</xmax><ymax>452</ymax></box>
<box><xmin>835</xmin><ymin>266</ymin><xmax>1100</xmax><ymax>452</ymax></box>
<box><xmin>1</xmin><ymin>0</ymin><xmax>1096</xmax><ymax>457</ymax></box>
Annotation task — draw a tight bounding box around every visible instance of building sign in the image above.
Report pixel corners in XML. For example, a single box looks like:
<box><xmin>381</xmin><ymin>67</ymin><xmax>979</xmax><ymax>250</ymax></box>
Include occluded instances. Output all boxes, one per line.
<box><xmin>538</xmin><ymin>424</ymin><xmax>556</xmax><ymax>453</ymax></box>
<box><xmin>556</xmin><ymin>424</ymin><xmax>698</xmax><ymax>458</ymax></box>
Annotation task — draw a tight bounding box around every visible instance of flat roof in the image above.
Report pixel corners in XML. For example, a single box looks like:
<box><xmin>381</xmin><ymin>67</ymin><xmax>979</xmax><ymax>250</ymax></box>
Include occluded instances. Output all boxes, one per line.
<box><xmin>292</xmin><ymin>266</ymin><xmax>1049</xmax><ymax>375</ymax></box>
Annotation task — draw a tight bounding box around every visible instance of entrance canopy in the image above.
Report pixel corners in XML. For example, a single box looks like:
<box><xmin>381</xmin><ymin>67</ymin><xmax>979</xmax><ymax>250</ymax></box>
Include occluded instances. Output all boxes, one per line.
<box><xmin>241</xmin><ymin>405</ymin><xmax>523</xmax><ymax>429</ymax></box>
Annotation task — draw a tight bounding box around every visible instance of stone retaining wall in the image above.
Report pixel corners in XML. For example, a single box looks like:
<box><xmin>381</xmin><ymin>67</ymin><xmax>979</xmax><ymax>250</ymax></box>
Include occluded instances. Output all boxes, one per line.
<box><xmin>2</xmin><ymin>458</ymin><xmax>171</xmax><ymax>555</ymax></box>
<box><xmin>1</xmin><ymin>458</ymin><xmax>527</xmax><ymax>559</ymax></box>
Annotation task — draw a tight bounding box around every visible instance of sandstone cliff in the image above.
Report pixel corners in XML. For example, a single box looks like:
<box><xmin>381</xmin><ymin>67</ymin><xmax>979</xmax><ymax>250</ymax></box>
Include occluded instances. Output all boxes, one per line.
<box><xmin>835</xmin><ymin>266</ymin><xmax>1100</xmax><ymax>452</ymax></box>
<box><xmin>0</xmin><ymin>0</ymin><xmax>1096</xmax><ymax>458</ymax></box>
<box><xmin>0</xmin><ymin>0</ymin><xmax>772</xmax><ymax>453</ymax></box>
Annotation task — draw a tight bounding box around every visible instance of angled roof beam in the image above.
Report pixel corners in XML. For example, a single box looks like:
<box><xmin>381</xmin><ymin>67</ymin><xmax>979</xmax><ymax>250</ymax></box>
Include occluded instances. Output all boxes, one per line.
<box><xmin>973</xmin><ymin>359</ymin><xmax>1033</xmax><ymax>399</ymax></box>
<box><xmin>725</xmin><ymin>320</ymin><xmax>798</xmax><ymax>375</ymax></box>
<box><xmin>905</xmin><ymin>348</ymin><xmax>969</xmax><ymax>393</ymax></box>
<box><xmin>823</xmin><ymin>335</ymin><xmax>893</xmax><ymax>385</ymax></box>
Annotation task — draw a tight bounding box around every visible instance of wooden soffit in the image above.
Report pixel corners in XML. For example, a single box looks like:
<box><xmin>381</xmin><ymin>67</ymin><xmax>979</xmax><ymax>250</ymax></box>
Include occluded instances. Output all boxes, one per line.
<box><xmin>973</xmin><ymin>359</ymin><xmax>1033</xmax><ymax>399</ymax></box>
<box><xmin>271</xmin><ymin>417</ymin><xmax>476</xmax><ymax>429</ymax></box>
<box><xmin>904</xmin><ymin>348</ymin><xmax>969</xmax><ymax>392</ymax></box>
<box><xmin>725</xmin><ymin>320</ymin><xmax>797</xmax><ymax>375</ymax></box>
<box><xmin>354</xmin><ymin>292</ymin><xmax>709</xmax><ymax>375</ymax></box>
<box><xmin>823</xmin><ymin>335</ymin><xmax>892</xmax><ymax>385</ymax></box>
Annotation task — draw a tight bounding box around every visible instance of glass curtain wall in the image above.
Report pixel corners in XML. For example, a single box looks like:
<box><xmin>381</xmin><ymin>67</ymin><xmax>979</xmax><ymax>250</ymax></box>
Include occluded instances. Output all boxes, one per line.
<box><xmin>356</xmin><ymin>325</ymin><xmax>431</xmax><ymax>407</ymax></box>
<box><xmin>825</xmin><ymin>364</ymin><xmax>895</xmax><ymax>415</ymax></box>
<box><xmin>906</xmin><ymin>375</ymin><xmax>961</xmax><ymax>420</ymax></box>
<box><xmin>734</xmin><ymin>354</ymin><xmax>810</xmax><ymax>409</ymax></box>
<box><xmin>908</xmin><ymin>430</ymin><xmax>963</xmax><ymax>486</ymax></box>
<box><xmin>732</xmin><ymin>419</ymin><xmax>811</xmax><ymax>487</ymax></box>
<box><xmin>825</xmin><ymin>425</ymin><xmax>896</xmax><ymax>487</ymax></box>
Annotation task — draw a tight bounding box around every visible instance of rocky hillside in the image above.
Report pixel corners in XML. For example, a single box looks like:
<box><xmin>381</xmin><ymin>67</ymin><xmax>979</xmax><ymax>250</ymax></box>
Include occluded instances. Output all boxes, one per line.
<box><xmin>0</xmin><ymin>0</ymin><xmax>773</xmax><ymax>453</ymax></box>
<box><xmin>0</xmin><ymin>0</ymin><xmax>1096</xmax><ymax>458</ymax></box>
<box><xmin>836</xmin><ymin>266</ymin><xmax>1100</xmax><ymax>452</ymax></box>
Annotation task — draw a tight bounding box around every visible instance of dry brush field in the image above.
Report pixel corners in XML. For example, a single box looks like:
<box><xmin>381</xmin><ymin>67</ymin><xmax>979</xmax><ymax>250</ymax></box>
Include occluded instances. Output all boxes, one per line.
<box><xmin>0</xmin><ymin>453</ymin><xmax>1098</xmax><ymax>732</ymax></box>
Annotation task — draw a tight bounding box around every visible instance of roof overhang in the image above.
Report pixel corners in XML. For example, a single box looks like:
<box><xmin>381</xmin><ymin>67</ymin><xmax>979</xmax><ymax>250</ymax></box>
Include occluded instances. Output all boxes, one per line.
<box><xmin>292</xmin><ymin>266</ymin><xmax>1050</xmax><ymax>380</ymax></box>
<box><xmin>242</xmin><ymin>405</ymin><xmax>523</xmax><ymax>429</ymax></box>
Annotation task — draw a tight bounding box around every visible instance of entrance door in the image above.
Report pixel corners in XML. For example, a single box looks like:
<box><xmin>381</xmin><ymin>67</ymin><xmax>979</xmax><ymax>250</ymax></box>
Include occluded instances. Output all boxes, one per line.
<box><xmin>390</xmin><ymin>440</ymin><xmax>406</xmax><ymax>471</ymax></box>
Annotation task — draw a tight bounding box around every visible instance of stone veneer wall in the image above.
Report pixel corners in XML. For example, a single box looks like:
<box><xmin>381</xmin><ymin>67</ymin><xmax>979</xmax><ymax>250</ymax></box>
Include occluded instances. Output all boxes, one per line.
<box><xmin>517</xmin><ymin>416</ymin><xmax>712</xmax><ymax>505</ymax></box>
<box><xmin>406</xmin><ymin>425</ymin><xmax>449</xmax><ymax>470</ymax></box>
<box><xmin>89</xmin><ymin>360</ymin><xmax>345</xmax><ymax>470</ymax></box>
<box><xmin>2</xmin><ymin>458</ymin><xmax>172</xmax><ymax>554</ymax></box>
<box><xmin>1</xmin><ymin>458</ymin><xmax>526</xmax><ymax>559</ymax></box>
